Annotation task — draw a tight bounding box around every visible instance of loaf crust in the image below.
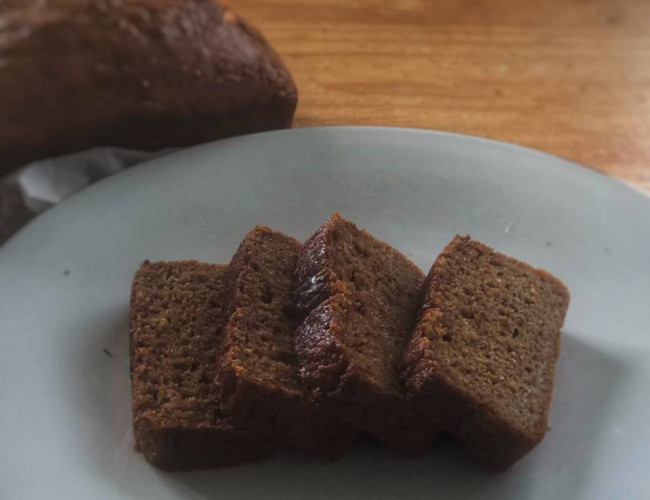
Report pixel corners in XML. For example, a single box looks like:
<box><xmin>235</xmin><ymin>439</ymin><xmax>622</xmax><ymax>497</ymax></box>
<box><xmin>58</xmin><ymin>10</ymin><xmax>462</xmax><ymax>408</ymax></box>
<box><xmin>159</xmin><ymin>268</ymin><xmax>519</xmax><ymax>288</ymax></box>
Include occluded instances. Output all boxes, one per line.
<box><xmin>0</xmin><ymin>0</ymin><xmax>297</xmax><ymax>174</ymax></box>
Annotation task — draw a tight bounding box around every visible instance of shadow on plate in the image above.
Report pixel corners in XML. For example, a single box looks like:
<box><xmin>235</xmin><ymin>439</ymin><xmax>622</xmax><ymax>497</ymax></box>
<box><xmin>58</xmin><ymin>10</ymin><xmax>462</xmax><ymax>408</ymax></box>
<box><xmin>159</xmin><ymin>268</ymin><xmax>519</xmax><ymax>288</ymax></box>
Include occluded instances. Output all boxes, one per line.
<box><xmin>68</xmin><ymin>304</ymin><xmax>135</xmax><ymax>484</ymax></box>
<box><xmin>71</xmin><ymin>312</ymin><xmax>626</xmax><ymax>499</ymax></box>
<box><xmin>528</xmin><ymin>331</ymin><xmax>627</xmax><ymax>498</ymax></box>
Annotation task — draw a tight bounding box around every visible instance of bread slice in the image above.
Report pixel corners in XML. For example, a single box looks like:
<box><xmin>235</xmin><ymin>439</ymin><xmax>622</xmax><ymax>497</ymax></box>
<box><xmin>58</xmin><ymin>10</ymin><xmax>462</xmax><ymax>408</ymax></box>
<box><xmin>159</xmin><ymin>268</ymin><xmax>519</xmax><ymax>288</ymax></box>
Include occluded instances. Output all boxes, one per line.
<box><xmin>216</xmin><ymin>226</ymin><xmax>357</xmax><ymax>459</ymax></box>
<box><xmin>402</xmin><ymin>236</ymin><xmax>570</xmax><ymax>470</ymax></box>
<box><xmin>130</xmin><ymin>260</ymin><xmax>275</xmax><ymax>471</ymax></box>
<box><xmin>0</xmin><ymin>0</ymin><xmax>297</xmax><ymax>174</ymax></box>
<box><xmin>294</xmin><ymin>214</ymin><xmax>438</xmax><ymax>455</ymax></box>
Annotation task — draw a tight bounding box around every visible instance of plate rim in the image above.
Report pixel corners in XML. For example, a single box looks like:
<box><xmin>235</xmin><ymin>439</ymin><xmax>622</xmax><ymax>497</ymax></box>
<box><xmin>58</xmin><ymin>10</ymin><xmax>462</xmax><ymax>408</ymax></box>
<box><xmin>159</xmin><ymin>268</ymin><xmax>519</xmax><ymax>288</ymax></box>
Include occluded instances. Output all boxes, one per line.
<box><xmin>5</xmin><ymin>125</ymin><xmax>650</xmax><ymax>250</ymax></box>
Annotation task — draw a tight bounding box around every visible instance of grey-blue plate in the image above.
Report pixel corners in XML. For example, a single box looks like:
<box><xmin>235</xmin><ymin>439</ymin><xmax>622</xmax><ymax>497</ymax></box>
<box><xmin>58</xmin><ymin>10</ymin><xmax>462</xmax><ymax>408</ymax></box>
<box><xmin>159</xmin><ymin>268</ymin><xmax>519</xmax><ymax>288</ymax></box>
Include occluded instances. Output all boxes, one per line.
<box><xmin>2</xmin><ymin>127</ymin><xmax>649</xmax><ymax>499</ymax></box>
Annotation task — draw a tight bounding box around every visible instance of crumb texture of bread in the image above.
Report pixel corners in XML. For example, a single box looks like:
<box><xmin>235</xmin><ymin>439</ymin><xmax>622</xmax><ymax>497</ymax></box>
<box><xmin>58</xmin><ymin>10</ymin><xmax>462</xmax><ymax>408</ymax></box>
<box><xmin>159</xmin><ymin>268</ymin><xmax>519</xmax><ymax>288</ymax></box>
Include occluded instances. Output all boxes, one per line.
<box><xmin>402</xmin><ymin>235</ymin><xmax>570</xmax><ymax>470</ymax></box>
<box><xmin>0</xmin><ymin>0</ymin><xmax>297</xmax><ymax>174</ymax></box>
<box><xmin>130</xmin><ymin>260</ymin><xmax>275</xmax><ymax>470</ymax></box>
<box><xmin>294</xmin><ymin>213</ymin><xmax>438</xmax><ymax>455</ymax></box>
<box><xmin>217</xmin><ymin>226</ymin><xmax>356</xmax><ymax>459</ymax></box>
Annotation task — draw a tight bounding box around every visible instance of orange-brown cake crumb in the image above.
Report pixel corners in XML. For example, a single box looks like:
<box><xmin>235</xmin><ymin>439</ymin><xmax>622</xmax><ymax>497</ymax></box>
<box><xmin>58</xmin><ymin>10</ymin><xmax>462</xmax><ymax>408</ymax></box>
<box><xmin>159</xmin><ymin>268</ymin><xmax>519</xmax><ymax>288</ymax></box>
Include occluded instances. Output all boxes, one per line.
<box><xmin>403</xmin><ymin>236</ymin><xmax>570</xmax><ymax>470</ymax></box>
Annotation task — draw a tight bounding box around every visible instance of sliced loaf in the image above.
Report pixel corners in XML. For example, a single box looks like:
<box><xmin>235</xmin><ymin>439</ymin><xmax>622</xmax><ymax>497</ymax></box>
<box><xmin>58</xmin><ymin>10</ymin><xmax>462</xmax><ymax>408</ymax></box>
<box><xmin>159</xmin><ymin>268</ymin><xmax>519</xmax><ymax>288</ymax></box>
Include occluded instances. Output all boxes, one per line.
<box><xmin>294</xmin><ymin>214</ymin><xmax>438</xmax><ymax>455</ymax></box>
<box><xmin>217</xmin><ymin>226</ymin><xmax>357</xmax><ymax>459</ymax></box>
<box><xmin>402</xmin><ymin>236</ymin><xmax>570</xmax><ymax>470</ymax></box>
<box><xmin>130</xmin><ymin>260</ymin><xmax>275</xmax><ymax>470</ymax></box>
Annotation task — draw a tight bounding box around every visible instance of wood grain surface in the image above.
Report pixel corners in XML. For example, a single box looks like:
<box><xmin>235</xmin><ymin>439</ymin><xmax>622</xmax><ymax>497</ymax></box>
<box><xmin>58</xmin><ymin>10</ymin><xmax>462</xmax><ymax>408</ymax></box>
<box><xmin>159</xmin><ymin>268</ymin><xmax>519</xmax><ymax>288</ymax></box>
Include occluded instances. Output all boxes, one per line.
<box><xmin>236</xmin><ymin>0</ymin><xmax>650</xmax><ymax>191</ymax></box>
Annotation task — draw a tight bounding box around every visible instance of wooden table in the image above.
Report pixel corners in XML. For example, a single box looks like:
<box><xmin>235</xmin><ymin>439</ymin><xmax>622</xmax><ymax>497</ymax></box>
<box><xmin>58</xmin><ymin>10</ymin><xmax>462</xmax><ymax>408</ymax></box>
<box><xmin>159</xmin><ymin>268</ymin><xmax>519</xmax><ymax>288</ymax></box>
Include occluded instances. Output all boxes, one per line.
<box><xmin>237</xmin><ymin>0</ymin><xmax>650</xmax><ymax>191</ymax></box>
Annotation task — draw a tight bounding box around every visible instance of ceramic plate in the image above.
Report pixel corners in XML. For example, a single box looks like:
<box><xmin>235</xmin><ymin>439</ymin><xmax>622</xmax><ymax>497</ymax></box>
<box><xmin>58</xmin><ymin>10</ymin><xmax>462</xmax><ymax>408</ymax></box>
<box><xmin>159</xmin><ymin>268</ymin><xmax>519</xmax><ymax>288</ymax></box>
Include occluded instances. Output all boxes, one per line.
<box><xmin>2</xmin><ymin>127</ymin><xmax>649</xmax><ymax>499</ymax></box>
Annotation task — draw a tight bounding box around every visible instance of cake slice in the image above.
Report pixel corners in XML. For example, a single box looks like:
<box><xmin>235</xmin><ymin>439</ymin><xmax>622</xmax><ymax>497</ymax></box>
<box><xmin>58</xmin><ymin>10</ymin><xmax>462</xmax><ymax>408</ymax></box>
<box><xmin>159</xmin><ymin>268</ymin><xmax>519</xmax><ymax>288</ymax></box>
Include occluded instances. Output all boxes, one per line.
<box><xmin>402</xmin><ymin>236</ymin><xmax>570</xmax><ymax>470</ymax></box>
<box><xmin>130</xmin><ymin>260</ymin><xmax>275</xmax><ymax>471</ymax></box>
<box><xmin>294</xmin><ymin>214</ymin><xmax>438</xmax><ymax>456</ymax></box>
<box><xmin>216</xmin><ymin>226</ymin><xmax>357</xmax><ymax>459</ymax></box>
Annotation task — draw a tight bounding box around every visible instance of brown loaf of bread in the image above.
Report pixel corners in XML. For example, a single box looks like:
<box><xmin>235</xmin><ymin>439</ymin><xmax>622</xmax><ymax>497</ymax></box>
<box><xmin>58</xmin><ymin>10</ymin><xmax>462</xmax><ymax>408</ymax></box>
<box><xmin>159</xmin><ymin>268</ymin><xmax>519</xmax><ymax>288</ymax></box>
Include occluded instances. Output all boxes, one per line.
<box><xmin>0</xmin><ymin>0</ymin><xmax>297</xmax><ymax>174</ymax></box>
<box><xmin>402</xmin><ymin>236</ymin><xmax>570</xmax><ymax>470</ymax></box>
<box><xmin>130</xmin><ymin>260</ymin><xmax>275</xmax><ymax>470</ymax></box>
<box><xmin>217</xmin><ymin>226</ymin><xmax>357</xmax><ymax>459</ymax></box>
<box><xmin>294</xmin><ymin>214</ymin><xmax>438</xmax><ymax>456</ymax></box>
